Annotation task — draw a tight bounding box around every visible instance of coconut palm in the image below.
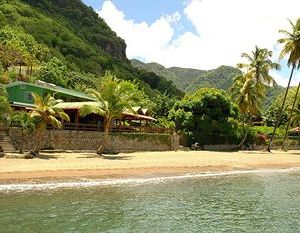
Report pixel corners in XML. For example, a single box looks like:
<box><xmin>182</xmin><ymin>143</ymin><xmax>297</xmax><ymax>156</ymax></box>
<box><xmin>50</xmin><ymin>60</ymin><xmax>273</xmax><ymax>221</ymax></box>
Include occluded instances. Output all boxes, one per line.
<box><xmin>80</xmin><ymin>73</ymin><xmax>141</xmax><ymax>155</ymax></box>
<box><xmin>268</xmin><ymin>18</ymin><xmax>300</xmax><ymax>151</ymax></box>
<box><xmin>30</xmin><ymin>93</ymin><xmax>70</xmax><ymax>155</ymax></box>
<box><xmin>12</xmin><ymin>111</ymin><xmax>35</xmax><ymax>154</ymax></box>
<box><xmin>231</xmin><ymin>73</ymin><xmax>264</xmax><ymax>148</ymax></box>
<box><xmin>237</xmin><ymin>46</ymin><xmax>280</xmax><ymax>89</ymax></box>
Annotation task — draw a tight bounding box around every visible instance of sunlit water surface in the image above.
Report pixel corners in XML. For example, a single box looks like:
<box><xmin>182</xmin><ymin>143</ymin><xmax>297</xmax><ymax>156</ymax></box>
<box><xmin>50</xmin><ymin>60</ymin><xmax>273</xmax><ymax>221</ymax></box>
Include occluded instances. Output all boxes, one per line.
<box><xmin>1</xmin><ymin>170</ymin><xmax>300</xmax><ymax>232</ymax></box>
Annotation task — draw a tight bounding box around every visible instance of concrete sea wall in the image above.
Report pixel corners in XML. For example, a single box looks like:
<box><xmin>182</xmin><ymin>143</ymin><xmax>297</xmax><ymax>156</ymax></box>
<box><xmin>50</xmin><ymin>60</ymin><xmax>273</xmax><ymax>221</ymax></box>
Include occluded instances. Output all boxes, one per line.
<box><xmin>9</xmin><ymin>128</ymin><xmax>179</xmax><ymax>152</ymax></box>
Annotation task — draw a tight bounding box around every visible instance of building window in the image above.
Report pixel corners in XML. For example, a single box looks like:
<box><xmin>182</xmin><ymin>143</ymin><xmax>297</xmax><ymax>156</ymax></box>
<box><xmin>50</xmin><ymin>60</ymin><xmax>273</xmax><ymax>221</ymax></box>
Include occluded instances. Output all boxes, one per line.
<box><xmin>24</xmin><ymin>92</ymin><xmax>33</xmax><ymax>101</ymax></box>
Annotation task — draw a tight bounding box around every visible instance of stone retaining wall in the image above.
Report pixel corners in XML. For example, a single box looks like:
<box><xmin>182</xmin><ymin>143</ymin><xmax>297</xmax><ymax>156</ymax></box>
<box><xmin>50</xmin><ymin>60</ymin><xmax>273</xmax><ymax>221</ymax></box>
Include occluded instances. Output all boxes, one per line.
<box><xmin>9</xmin><ymin>128</ymin><xmax>179</xmax><ymax>152</ymax></box>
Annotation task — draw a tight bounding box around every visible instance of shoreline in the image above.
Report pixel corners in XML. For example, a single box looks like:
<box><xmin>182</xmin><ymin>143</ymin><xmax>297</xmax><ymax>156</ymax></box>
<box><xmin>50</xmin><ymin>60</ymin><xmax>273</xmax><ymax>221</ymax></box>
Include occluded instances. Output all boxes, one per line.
<box><xmin>1</xmin><ymin>167</ymin><xmax>300</xmax><ymax>191</ymax></box>
<box><xmin>1</xmin><ymin>150</ymin><xmax>300</xmax><ymax>185</ymax></box>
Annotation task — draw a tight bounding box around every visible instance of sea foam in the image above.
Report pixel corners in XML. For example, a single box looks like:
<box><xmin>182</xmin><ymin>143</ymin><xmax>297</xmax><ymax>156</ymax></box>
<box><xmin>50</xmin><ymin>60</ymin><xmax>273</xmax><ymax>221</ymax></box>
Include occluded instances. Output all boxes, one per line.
<box><xmin>1</xmin><ymin>168</ymin><xmax>299</xmax><ymax>192</ymax></box>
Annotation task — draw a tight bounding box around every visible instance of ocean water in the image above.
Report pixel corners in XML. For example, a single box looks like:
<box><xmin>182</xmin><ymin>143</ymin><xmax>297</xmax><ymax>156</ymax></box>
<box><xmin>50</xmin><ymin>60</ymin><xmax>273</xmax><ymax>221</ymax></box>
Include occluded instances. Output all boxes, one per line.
<box><xmin>0</xmin><ymin>170</ymin><xmax>300</xmax><ymax>233</ymax></box>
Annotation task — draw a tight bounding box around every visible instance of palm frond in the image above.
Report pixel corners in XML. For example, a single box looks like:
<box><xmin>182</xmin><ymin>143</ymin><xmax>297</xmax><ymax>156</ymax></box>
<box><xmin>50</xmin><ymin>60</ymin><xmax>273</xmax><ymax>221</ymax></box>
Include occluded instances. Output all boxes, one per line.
<box><xmin>79</xmin><ymin>105</ymin><xmax>105</xmax><ymax>117</ymax></box>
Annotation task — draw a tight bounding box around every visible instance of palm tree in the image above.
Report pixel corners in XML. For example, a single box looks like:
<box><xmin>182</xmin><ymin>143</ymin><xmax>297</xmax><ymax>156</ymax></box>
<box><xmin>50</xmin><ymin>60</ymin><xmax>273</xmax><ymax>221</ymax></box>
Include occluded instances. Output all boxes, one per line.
<box><xmin>237</xmin><ymin>46</ymin><xmax>280</xmax><ymax>87</ymax></box>
<box><xmin>30</xmin><ymin>93</ymin><xmax>70</xmax><ymax>155</ymax></box>
<box><xmin>231</xmin><ymin>73</ymin><xmax>264</xmax><ymax>148</ymax></box>
<box><xmin>12</xmin><ymin>111</ymin><xmax>35</xmax><ymax>154</ymax></box>
<box><xmin>268</xmin><ymin>18</ymin><xmax>300</xmax><ymax>151</ymax></box>
<box><xmin>232</xmin><ymin>46</ymin><xmax>278</xmax><ymax>149</ymax></box>
<box><xmin>80</xmin><ymin>73</ymin><xmax>141</xmax><ymax>155</ymax></box>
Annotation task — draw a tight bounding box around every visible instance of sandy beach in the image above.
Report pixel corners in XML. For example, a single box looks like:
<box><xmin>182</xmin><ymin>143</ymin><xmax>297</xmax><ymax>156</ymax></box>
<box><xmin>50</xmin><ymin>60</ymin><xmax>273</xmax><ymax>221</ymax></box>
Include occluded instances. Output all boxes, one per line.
<box><xmin>1</xmin><ymin>150</ymin><xmax>300</xmax><ymax>184</ymax></box>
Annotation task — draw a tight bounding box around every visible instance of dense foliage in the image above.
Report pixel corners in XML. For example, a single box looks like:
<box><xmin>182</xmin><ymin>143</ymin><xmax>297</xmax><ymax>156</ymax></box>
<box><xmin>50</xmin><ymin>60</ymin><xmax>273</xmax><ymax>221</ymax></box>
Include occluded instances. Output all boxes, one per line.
<box><xmin>169</xmin><ymin>88</ymin><xmax>241</xmax><ymax>145</ymax></box>
<box><xmin>0</xmin><ymin>0</ymin><xmax>183</xmax><ymax>99</ymax></box>
<box><xmin>0</xmin><ymin>84</ymin><xmax>11</xmax><ymax>125</ymax></box>
<box><xmin>265</xmin><ymin>87</ymin><xmax>299</xmax><ymax>126</ymax></box>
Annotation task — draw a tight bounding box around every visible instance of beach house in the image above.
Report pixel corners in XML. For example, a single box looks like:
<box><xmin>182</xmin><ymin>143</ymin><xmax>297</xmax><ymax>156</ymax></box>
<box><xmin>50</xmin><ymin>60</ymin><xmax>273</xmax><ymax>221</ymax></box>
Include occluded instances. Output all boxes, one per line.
<box><xmin>5</xmin><ymin>81</ymin><xmax>165</xmax><ymax>133</ymax></box>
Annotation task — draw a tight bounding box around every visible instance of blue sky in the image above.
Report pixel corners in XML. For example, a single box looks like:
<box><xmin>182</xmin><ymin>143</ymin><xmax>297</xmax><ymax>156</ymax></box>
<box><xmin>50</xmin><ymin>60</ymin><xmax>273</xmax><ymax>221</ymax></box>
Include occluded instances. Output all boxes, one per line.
<box><xmin>82</xmin><ymin>0</ymin><xmax>300</xmax><ymax>87</ymax></box>
<box><xmin>84</xmin><ymin>0</ymin><xmax>185</xmax><ymax>25</ymax></box>
<box><xmin>83</xmin><ymin>0</ymin><xmax>197</xmax><ymax>41</ymax></box>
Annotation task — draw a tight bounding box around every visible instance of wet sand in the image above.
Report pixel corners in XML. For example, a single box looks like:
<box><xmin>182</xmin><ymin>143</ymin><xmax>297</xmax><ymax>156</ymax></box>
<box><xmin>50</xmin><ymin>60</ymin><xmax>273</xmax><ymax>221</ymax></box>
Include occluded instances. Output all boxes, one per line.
<box><xmin>1</xmin><ymin>150</ymin><xmax>300</xmax><ymax>184</ymax></box>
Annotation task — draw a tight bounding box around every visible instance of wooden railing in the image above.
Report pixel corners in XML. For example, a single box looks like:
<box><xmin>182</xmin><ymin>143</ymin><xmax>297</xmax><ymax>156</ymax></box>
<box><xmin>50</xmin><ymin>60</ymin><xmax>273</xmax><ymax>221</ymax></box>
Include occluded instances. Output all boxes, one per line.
<box><xmin>63</xmin><ymin>122</ymin><xmax>103</xmax><ymax>131</ymax></box>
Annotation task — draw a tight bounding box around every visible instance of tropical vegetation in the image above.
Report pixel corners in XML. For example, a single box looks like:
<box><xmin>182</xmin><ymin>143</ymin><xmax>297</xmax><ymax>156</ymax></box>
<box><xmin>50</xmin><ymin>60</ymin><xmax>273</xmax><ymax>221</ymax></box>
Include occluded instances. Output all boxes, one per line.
<box><xmin>0</xmin><ymin>0</ymin><xmax>300</xmax><ymax>154</ymax></box>
<box><xmin>0</xmin><ymin>0</ymin><xmax>182</xmax><ymax>99</ymax></box>
<box><xmin>268</xmin><ymin>18</ymin><xmax>300</xmax><ymax>150</ymax></box>
<box><xmin>79</xmin><ymin>73</ymin><xmax>142</xmax><ymax>155</ymax></box>
<box><xmin>230</xmin><ymin>46</ymin><xmax>279</xmax><ymax>148</ymax></box>
<box><xmin>30</xmin><ymin>93</ymin><xmax>69</xmax><ymax>155</ymax></box>
<box><xmin>169</xmin><ymin>88</ymin><xmax>241</xmax><ymax>146</ymax></box>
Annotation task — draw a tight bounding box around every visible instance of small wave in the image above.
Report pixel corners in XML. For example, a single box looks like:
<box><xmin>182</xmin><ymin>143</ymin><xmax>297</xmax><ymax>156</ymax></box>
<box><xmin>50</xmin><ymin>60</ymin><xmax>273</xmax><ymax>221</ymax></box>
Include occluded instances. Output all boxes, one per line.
<box><xmin>1</xmin><ymin>167</ymin><xmax>299</xmax><ymax>192</ymax></box>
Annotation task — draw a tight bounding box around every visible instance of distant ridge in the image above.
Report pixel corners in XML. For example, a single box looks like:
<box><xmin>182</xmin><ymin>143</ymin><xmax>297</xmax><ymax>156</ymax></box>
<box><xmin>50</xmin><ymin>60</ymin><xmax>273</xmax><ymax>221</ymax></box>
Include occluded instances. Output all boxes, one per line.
<box><xmin>131</xmin><ymin>59</ymin><xmax>241</xmax><ymax>93</ymax></box>
<box><xmin>131</xmin><ymin>59</ymin><xmax>285</xmax><ymax>108</ymax></box>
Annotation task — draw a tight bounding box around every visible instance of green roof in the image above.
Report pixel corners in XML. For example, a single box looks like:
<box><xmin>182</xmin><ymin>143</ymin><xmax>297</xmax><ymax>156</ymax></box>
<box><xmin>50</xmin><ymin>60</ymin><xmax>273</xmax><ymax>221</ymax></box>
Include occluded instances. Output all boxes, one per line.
<box><xmin>6</xmin><ymin>81</ymin><xmax>95</xmax><ymax>101</ymax></box>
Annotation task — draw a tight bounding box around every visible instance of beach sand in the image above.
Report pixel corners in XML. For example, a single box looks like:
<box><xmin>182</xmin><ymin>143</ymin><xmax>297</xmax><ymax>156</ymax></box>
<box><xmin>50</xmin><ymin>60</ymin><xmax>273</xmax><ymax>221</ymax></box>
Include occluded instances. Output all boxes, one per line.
<box><xmin>1</xmin><ymin>150</ymin><xmax>300</xmax><ymax>184</ymax></box>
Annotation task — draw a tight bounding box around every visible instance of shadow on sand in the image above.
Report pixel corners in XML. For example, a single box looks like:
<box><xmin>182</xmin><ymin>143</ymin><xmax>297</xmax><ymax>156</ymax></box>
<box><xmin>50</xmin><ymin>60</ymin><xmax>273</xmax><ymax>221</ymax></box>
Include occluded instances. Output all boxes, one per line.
<box><xmin>77</xmin><ymin>153</ymin><xmax>133</xmax><ymax>160</ymax></box>
<box><xmin>35</xmin><ymin>153</ymin><xmax>59</xmax><ymax>160</ymax></box>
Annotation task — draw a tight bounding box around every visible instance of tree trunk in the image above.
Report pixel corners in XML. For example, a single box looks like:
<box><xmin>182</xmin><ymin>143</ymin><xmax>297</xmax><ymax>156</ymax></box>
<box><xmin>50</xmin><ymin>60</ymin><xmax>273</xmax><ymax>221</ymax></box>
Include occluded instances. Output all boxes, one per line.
<box><xmin>31</xmin><ymin>127</ymin><xmax>43</xmax><ymax>156</ymax></box>
<box><xmin>97</xmin><ymin>118</ymin><xmax>111</xmax><ymax>155</ymax></box>
<box><xmin>238</xmin><ymin>117</ymin><xmax>251</xmax><ymax>150</ymax></box>
<box><xmin>20</xmin><ymin>130</ymin><xmax>24</xmax><ymax>154</ymax></box>
<box><xmin>19</xmin><ymin>65</ymin><xmax>22</xmax><ymax>75</ymax></box>
<box><xmin>267</xmin><ymin>65</ymin><xmax>295</xmax><ymax>152</ymax></box>
<box><xmin>282</xmin><ymin>80</ymin><xmax>300</xmax><ymax>150</ymax></box>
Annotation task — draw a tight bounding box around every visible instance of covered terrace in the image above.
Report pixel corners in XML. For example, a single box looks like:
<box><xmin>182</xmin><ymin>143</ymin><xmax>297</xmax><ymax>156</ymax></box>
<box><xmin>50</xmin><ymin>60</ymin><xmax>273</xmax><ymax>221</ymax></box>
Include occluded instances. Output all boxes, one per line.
<box><xmin>55</xmin><ymin>102</ymin><xmax>170</xmax><ymax>133</ymax></box>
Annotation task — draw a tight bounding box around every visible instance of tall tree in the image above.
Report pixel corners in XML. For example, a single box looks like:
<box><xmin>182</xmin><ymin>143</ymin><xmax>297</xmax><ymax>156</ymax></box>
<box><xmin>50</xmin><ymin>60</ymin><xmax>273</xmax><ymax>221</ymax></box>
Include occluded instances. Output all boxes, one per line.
<box><xmin>169</xmin><ymin>88</ymin><xmax>238</xmax><ymax>146</ymax></box>
<box><xmin>232</xmin><ymin>46</ymin><xmax>278</xmax><ymax>149</ymax></box>
<box><xmin>80</xmin><ymin>72</ymin><xmax>141</xmax><ymax>155</ymax></box>
<box><xmin>231</xmin><ymin>73</ymin><xmax>264</xmax><ymax>148</ymax></box>
<box><xmin>268</xmin><ymin>18</ymin><xmax>300</xmax><ymax>151</ymax></box>
<box><xmin>30</xmin><ymin>93</ymin><xmax>69</xmax><ymax>155</ymax></box>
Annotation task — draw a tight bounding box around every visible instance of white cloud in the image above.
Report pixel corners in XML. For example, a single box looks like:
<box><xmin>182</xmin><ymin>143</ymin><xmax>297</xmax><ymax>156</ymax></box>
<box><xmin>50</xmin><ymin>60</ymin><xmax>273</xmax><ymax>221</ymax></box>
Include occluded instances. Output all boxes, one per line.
<box><xmin>97</xmin><ymin>1</ymin><xmax>179</xmax><ymax>61</ymax></box>
<box><xmin>97</xmin><ymin>0</ymin><xmax>300</xmax><ymax>82</ymax></box>
<box><xmin>182</xmin><ymin>0</ymin><xmax>299</xmax><ymax>69</ymax></box>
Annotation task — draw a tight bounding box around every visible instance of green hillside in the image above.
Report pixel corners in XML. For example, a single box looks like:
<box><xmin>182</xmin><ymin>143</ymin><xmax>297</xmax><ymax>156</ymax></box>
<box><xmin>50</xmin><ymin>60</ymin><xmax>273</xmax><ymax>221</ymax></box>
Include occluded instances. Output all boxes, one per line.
<box><xmin>0</xmin><ymin>0</ymin><xmax>183</xmax><ymax>98</ymax></box>
<box><xmin>131</xmin><ymin>59</ymin><xmax>241</xmax><ymax>93</ymax></box>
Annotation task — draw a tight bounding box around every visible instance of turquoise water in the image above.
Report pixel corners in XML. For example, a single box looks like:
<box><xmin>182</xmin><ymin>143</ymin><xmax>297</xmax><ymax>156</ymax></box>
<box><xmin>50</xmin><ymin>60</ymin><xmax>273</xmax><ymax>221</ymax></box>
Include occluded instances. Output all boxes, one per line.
<box><xmin>1</xmin><ymin>170</ymin><xmax>300</xmax><ymax>232</ymax></box>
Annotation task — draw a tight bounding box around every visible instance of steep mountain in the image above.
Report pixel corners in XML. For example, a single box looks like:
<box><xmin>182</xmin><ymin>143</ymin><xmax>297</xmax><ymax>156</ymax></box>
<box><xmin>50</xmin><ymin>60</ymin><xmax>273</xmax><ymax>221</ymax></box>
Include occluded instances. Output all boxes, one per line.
<box><xmin>0</xmin><ymin>0</ymin><xmax>183</xmax><ymax>98</ymax></box>
<box><xmin>131</xmin><ymin>59</ymin><xmax>241</xmax><ymax>93</ymax></box>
